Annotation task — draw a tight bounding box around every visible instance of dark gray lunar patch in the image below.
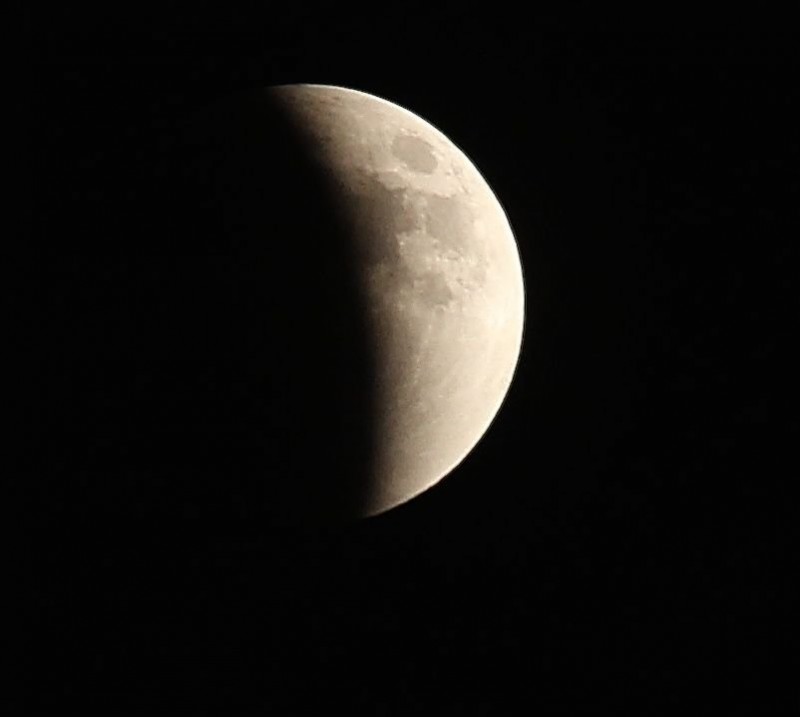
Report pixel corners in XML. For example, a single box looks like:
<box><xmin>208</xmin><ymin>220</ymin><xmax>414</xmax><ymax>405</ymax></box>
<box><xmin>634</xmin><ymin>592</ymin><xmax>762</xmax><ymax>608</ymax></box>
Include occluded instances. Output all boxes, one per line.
<box><xmin>424</xmin><ymin>194</ymin><xmax>471</xmax><ymax>252</ymax></box>
<box><xmin>391</xmin><ymin>134</ymin><xmax>438</xmax><ymax>174</ymax></box>
<box><xmin>346</xmin><ymin>177</ymin><xmax>420</xmax><ymax>266</ymax></box>
<box><xmin>415</xmin><ymin>271</ymin><xmax>456</xmax><ymax>307</ymax></box>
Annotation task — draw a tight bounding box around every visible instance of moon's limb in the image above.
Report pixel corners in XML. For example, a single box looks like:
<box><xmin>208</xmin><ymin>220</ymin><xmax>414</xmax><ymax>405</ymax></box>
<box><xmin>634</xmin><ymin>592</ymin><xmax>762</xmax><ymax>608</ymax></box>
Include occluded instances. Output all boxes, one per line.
<box><xmin>269</xmin><ymin>84</ymin><xmax>525</xmax><ymax>517</ymax></box>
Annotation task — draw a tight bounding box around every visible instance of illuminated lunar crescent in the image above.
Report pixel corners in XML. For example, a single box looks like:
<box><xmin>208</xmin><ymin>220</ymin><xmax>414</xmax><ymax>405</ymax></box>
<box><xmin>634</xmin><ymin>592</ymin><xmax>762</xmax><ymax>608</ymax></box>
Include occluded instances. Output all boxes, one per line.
<box><xmin>269</xmin><ymin>84</ymin><xmax>525</xmax><ymax>517</ymax></box>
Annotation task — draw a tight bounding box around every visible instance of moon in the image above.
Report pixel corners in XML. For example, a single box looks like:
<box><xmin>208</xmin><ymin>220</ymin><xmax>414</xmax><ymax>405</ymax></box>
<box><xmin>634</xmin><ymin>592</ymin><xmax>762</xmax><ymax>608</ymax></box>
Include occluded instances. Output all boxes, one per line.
<box><xmin>268</xmin><ymin>84</ymin><xmax>525</xmax><ymax>518</ymax></box>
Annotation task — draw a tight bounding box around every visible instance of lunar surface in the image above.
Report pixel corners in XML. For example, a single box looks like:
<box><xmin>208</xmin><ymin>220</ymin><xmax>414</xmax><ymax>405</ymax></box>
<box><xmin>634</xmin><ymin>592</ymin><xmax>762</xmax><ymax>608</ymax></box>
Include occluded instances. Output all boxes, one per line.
<box><xmin>269</xmin><ymin>84</ymin><xmax>525</xmax><ymax>517</ymax></box>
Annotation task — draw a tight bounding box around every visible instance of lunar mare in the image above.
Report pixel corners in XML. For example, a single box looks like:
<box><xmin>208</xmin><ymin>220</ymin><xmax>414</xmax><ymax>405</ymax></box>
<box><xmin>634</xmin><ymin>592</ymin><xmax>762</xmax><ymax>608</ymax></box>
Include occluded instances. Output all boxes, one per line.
<box><xmin>269</xmin><ymin>84</ymin><xmax>525</xmax><ymax>517</ymax></box>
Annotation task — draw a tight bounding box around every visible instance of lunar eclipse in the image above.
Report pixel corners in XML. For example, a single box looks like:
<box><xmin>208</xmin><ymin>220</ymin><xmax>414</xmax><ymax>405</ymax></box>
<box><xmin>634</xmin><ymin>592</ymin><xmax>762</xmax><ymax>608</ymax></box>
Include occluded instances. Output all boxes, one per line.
<box><xmin>269</xmin><ymin>84</ymin><xmax>525</xmax><ymax>517</ymax></box>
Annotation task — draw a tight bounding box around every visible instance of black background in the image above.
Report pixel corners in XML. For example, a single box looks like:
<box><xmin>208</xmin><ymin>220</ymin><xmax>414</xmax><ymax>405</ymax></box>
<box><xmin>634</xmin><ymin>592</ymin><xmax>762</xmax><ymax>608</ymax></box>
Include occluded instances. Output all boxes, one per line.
<box><xmin>23</xmin><ymin>11</ymin><xmax>798</xmax><ymax>715</ymax></box>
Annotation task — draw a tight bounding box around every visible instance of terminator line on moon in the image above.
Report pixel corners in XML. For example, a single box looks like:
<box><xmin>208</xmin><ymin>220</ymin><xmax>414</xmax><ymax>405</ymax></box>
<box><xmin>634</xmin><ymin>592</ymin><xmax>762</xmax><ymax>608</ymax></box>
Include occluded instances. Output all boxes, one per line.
<box><xmin>269</xmin><ymin>84</ymin><xmax>525</xmax><ymax>517</ymax></box>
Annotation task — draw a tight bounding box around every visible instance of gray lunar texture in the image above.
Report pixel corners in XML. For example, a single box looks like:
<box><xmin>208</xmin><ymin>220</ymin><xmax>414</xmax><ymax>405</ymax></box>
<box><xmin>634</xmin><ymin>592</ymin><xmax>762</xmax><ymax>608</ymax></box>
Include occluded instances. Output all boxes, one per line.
<box><xmin>269</xmin><ymin>84</ymin><xmax>525</xmax><ymax>517</ymax></box>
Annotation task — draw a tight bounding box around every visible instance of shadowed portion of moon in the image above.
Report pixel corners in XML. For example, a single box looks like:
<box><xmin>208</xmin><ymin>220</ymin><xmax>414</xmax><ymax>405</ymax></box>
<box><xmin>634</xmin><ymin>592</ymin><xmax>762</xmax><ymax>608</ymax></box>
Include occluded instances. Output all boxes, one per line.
<box><xmin>38</xmin><ymin>88</ymin><xmax>377</xmax><ymax>530</ymax></box>
<box><xmin>270</xmin><ymin>85</ymin><xmax>525</xmax><ymax>516</ymax></box>
<box><xmin>30</xmin><ymin>84</ymin><xmax>383</xmax><ymax>713</ymax></box>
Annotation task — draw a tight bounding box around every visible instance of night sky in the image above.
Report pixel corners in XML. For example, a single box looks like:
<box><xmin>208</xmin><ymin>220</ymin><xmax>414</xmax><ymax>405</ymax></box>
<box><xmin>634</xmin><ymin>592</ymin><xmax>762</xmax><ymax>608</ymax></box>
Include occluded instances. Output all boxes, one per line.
<box><xmin>24</xmin><ymin>14</ymin><xmax>797</xmax><ymax>714</ymax></box>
